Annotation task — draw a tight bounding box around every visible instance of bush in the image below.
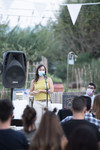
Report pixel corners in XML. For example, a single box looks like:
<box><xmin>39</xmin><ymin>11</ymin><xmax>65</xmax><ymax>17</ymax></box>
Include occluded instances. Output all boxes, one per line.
<box><xmin>47</xmin><ymin>73</ymin><xmax>63</xmax><ymax>83</ymax></box>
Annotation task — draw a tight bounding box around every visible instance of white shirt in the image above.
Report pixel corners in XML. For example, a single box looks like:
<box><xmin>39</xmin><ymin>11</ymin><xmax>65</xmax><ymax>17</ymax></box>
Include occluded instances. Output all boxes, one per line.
<box><xmin>85</xmin><ymin>94</ymin><xmax>95</xmax><ymax>107</ymax></box>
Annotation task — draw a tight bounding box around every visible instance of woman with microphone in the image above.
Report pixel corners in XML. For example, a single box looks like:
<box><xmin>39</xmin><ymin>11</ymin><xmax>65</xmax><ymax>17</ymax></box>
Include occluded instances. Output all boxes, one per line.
<box><xmin>30</xmin><ymin>64</ymin><xmax>54</xmax><ymax>127</ymax></box>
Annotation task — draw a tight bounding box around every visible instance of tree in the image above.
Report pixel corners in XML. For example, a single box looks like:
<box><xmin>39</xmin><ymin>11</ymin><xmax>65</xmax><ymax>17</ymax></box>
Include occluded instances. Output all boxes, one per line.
<box><xmin>55</xmin><ymin>0</ymin><xmax>100</xmax><ymax>57</ymax></box>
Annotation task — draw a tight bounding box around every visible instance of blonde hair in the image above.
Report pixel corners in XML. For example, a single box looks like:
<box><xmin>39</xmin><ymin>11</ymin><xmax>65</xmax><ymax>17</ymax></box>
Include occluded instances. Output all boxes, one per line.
<box><xmin>92</xmin><ymin>94</ymin><xmax>100</xmax><ymax>119</ymax></box>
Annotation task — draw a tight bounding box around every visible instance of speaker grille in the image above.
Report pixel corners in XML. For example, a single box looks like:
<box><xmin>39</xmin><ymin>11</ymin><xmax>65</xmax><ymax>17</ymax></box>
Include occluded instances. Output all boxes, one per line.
<box><xmin>2</xmin><ymin>51</ymin><xmax>26</xmax><ymax>88</ymax></box>
<box><xmin>6</xmin><ymin>66</ymin><xmax>25</xmax><ymax>84</ymax></box>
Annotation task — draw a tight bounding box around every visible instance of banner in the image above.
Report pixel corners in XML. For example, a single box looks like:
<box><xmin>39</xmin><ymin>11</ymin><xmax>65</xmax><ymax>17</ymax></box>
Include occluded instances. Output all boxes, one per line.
<box><xmin>60</xmin><ymin>2</ymin><xmax>100</xmax><ymax>25</ymax></box>
<box><xmin>67</xmin><ymin>4</ymin><xmax>82</xmax><ymax>25</ymax></box>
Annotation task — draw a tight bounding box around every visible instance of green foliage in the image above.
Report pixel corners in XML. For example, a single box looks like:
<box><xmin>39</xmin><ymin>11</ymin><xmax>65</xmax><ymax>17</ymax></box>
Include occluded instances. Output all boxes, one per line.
<box><xmin>92</xmin><ymin>58</ymin><xmax>100</xmax><ymax>93</ymax></box>
<box><xmin>55</xmin><ymin>0</ymin><xmax>100</xmax><ymax>57</ymax></box>
<box><xmin>73</xmin><ymin>56</ymin><xmax>100</xmax><ymax>92</ymax></box>
<box><xmin>75</xmin><ymin>52</ymin><xmax>93</xmax><ymax>68</ymax></box>
<box><xmin>76</xmin><ymin>53</ymin><xmax>92</xmax><ymax>63</ymax></box>
<box><xmin>54</xmin><ymin>62</ymin><xmax>67</xmax><ymax>81</ymax></box>
<box><xmin>7</xmin><ymin>26</ymin><xmax>42</xmax><ymax>62</ymax></box>
<box><xmin>47</xmin><ymin>73</ymin><xmax>63</xmax><ymax>83</ymax></box>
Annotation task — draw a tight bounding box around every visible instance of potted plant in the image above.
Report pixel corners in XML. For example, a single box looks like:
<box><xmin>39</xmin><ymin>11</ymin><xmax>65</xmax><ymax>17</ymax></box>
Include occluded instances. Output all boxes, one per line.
<box><xmin>48</xmin><ymin>74</ymin><xmax>64</xmax><ymax>92</ymax></box>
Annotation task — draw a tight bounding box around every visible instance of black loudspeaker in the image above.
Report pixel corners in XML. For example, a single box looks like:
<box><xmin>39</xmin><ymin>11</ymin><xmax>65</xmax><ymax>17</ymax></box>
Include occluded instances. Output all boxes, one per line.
<box><xmin>2</xmin><ymin>51</ymin><xmax>26</xmax><ymax>88</ymax></box>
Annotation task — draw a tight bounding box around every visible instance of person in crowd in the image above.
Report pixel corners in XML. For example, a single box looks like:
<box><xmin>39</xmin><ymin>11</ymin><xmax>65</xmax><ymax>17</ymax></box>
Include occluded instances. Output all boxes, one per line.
<box><xmin>85</xmin><ymin>82</ymin><xmax>96</xmax><ymax>107</ymax></box>
<box><xmin>92</xmin><ymin>94</ymin><xmax>100</xmax><ymax>119</ymax></box>
<box><xmin>30</xmin><ymin>110</ymin><xmax>68</xmax><ymax>150</ymax></box>
<box><xmin>66</xmin><ymin>125</ymin><xmax>98</xmax><ymax>150</ymax></box>
<box><xmin>61</xmin><ymin>96</ymin><xmax>100</xmax><ymax>131</ymax></box>
<box><xmin>83</xmin><ymin>96</ymin><xmax>93</xmax><ymax>116</ymax></box>
<box><xmin>30</xmin><ymin>64</ymin><xmax>54</xmax><ymax>127</ymax></box>
<box><xmin>0</xmin><ymin>99</ymin><xmax>29</xmax><ymax>150</ymax></box>
<box><xmin>58</xmin><ymin>108</ymin><xmax>72</xmax><ymax>121</ymax></box>
<box><xmin>20</xmin><ymin>105</ymin><xmax>37</xmax><ymax>144</ymax></box>
<box><xmin>61</xmin><ymin>96</ymin><xmax>100</xmax><ymax>142</ymax></box>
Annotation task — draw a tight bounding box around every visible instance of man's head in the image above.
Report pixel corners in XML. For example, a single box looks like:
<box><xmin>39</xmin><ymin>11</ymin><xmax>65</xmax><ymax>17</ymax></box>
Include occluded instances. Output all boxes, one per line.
<box><xmin>71</xmin><ymin>96</ymin><xmax>87</xmax><ymax>113</ymax></box>
<box><xmin>0</xmin><ymin>99</ymin><xmax>14</xmax><ymax>122</ymax></box>
<box><xmin>86</xmin><ymin>83</ymin><xmax>96</xmax><ymax>96</ymax></box>
<box><xmin>82</xmin><ymin>96</ymin><xmax>91</xmax><ymax>111</ymax></box>
<box><xmin>88</xmin><ymin>83</ymin><xmax>96</xmax><ymax>89</ymax></box>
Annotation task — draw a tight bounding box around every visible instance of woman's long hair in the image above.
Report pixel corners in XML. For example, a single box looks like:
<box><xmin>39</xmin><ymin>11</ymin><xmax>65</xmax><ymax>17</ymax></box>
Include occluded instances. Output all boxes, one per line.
<box><xmin>30</xmin><ymin>111</ymin><xmax>66</xmax><ymax>150</ymax></box>
<box><xmin>92</xmin><ymin>94</ymin><xmax>100</xmax><ymax>119</ymax></box>
<box><xmin>34</xmin><ymin>64</ymin><xmax>46</xmax><ymax>82</ymax></box>
<box><xmin>22</xmin><ymin>105</ymin><xmax>36</xmax><ymax>132</ymax></box>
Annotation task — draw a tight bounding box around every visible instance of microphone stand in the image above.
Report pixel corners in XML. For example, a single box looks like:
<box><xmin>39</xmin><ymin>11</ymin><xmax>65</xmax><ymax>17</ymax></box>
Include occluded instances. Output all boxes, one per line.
<box><xmin>43</xmin><ymin>74</ymin><xmax>49</xmax><ymax>108</ymax></box>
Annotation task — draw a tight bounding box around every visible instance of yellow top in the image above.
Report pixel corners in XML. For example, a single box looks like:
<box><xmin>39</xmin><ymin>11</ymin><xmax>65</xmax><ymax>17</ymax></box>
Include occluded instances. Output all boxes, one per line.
<box><xmin>34</xmin><ymin>79</ymin><xmax>50</xmax><ymax>101</ymax></box>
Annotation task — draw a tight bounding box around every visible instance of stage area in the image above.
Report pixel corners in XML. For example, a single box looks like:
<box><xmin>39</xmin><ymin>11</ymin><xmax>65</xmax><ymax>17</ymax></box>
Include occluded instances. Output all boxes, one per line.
<box><xmin>13</xmin><ymin>99</ymin><xmax>62</xmax><ymax>119</ymax></box>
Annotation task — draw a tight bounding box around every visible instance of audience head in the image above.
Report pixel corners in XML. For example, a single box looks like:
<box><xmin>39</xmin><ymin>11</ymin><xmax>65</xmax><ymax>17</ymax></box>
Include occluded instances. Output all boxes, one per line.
<box><xmin>30</xmin><ymin>110</ymin><xmax>67</xmax><ymax>150</ymax></box>
<box><xmin>71</xmin><ymin>96</ymin><xmax>87</xmax><ymax>113</ymax></box>
<box><xmin>92</xmin><ymin>94</ymin><xmax>100</xmax><ymax>119</ymax></box>
<box><xmin>22</xmin><ymin>105</ymin><xmax>36</xmax><ymax>132</ymax></box>
<box><xmin>82</xmin><ymin>96</ymin><xmax>91</xmax><ymax>111</ymax></box>
<box><xmin>0</xmin><ymin>99</ymin><xmax>14</xmax><ymax>122</ymax></box>
<box><xmin>66</xmin><ymin>125</ymin><xmax>98</xmax><ymax>150</ymax></box>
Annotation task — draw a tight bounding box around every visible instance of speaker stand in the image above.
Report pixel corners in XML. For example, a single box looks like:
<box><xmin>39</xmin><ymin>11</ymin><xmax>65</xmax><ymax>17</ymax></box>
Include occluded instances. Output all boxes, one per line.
<box><xmin>11</xmin><ymin>88</ymin><xmax>13</xmax><ymax>101</ymax></box>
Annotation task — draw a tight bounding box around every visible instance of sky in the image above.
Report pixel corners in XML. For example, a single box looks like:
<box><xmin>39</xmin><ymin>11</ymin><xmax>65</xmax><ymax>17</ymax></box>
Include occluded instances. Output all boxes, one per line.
<box><xmin>0</xmin><ymin>0</ymin><xmax>64</xmax><ymax>28</ymax></box>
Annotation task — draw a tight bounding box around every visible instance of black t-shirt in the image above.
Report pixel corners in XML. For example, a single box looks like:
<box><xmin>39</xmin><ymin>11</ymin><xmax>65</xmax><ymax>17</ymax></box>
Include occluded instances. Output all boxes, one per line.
<box><xmin>61</xmin><ymin>119</ymin><xmax>100</xmax><ymax>142</ymax></box>
<box><xmin>0</xmin><ymin>128</ymin><xmax>29</xmax><ymax>150</ymax></box>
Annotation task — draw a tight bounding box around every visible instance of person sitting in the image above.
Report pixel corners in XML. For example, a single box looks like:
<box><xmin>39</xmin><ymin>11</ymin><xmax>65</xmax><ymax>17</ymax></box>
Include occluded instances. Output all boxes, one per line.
<box><xmin>0</xmin><ymin>99</ymin><xmax>29</xmax><ymax>150</ymax></box>
<box><xmin>61</xmin><ymin>96</ymin><xmax>100</xmax><ymax>142</ymax></box>
<box><xmin>30</xmin><ymin>109</ymin><xmax>68</xmax><ymax>150</ymax></box>
<box><xmin>61</xmin><ymin>96</ymin><xmax>100</xmax><ymax>132</ymax></box>
<box><xmin>20</xmin><ymin>105</ymin><xmax>37</xmax><ymax>144</ymax></box>
<box><xmin>85</xmin><ymin>82</ymin><xmax>96</xmax><ymax>107</ymax></box>
<box><xmin>57</xmin><ymin>108</ymin><xmax>72</xmax><ymax>121</ymax></box>
<box><xmin>66</xmin><ymin>125</ymin><xmax>98</xmax><ymax>150</ymax></box>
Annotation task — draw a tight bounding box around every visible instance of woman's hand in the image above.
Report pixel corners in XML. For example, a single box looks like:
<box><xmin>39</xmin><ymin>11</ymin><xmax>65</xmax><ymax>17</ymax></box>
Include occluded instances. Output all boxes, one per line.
<box><xmin>32</xmin><ymin>90</ymin><xmax>40</xmax><ymax>95</ymax></box>
<box><xmin>30</xmin><ymin>89</ymin><xmax>44</xmax><ymax>96</ymax></box>
<box><xmin>30</xmin><ymin>80</ymin><xmax>41</xmax><ymax>95</ymax></box>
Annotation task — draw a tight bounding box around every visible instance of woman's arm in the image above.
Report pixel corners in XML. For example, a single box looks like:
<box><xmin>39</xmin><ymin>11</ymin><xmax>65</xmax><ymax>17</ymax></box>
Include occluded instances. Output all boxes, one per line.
<box><xmin>48</xmin><ymin>77</ymin><xmax>54</xmax><ymax>94</ymax></box>
<box><xmin>29</xmin><ymin>80</ymin><xmax>40</xmax><ymax>95</ymax></box>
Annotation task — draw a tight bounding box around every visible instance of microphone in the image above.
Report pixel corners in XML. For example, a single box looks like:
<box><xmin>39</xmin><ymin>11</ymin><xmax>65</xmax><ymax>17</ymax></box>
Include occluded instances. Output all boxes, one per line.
<box><xmin>43</xmin><ymin>73</ymin><xmax>46</xmax><ymax>78</ymax></box>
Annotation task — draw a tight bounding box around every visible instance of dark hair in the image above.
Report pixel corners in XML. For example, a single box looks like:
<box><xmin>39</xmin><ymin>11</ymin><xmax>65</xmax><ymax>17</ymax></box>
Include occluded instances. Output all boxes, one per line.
<box><xmin>22</xmin><ymin>105</ymin><xmax>36</xmax><ymax>132</ymax></box>
<box><xmin>66</xmin><ymin>125</ymin><xmax>98</xmax><ymax>150</ymax></box>
<box><xmin>88</xmin><ymin>83</ymin><xmax>96</xmax><ymax>89</ymax></box>
<box><xmin>0</xmin><ymin>99</ymin><xmax>14</xmax><ymax>122</ymax></box>
<box><xmin>82</xmin><ymin>96</ymin><xmax>91</xmax><ymax>111</ymax></box>
<box><xmin>30</xmin><ymin>111</ymin><xmax>66</xmax><ymax>150</ymax></box>
<box><xmin>34</xmin><ymin>64</ymin><xmax>46</xmax><ymax>82</ymax></box>
<box><xmin>72</xmin><ymin>96</ymin><xmax>87</xmax><ymax>112</ymax></box>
